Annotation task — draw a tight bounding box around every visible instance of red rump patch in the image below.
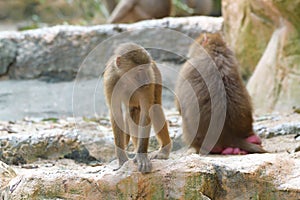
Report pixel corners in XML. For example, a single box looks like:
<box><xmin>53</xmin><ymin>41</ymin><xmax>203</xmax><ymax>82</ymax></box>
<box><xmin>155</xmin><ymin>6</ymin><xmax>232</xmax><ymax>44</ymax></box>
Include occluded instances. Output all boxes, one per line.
<box><xmin>211</xmin><ymin>134</ymin><xmax>263</xmax><ymax>155</ymax></box>
<box><xmin>246</xmin><ymin>134</ymin><xmax>262</xmax><ymax>145</ymax></box>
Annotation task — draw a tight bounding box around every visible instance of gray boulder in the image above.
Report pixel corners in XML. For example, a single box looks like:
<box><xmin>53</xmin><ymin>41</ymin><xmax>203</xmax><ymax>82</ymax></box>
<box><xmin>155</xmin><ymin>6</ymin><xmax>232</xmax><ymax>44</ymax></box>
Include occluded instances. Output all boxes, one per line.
<box><xmin>0</xmin><ymin>16</ymin><xmax>223</xmax><ymax>82</ymax></box>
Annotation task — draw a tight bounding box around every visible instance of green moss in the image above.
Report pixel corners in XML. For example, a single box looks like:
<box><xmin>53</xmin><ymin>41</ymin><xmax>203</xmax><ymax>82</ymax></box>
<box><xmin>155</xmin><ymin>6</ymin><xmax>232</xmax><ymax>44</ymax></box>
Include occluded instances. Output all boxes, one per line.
<box><xmin>282</xmin><ymin>30</ymin><xmax>300</xmax><ymax>57</ymax></box>
<box><xmin>235</xmin><ymin>7</ymin><xmax>274</xmax><ymax>80</ymax></box>
<box><xmin>69</xmin><ymin>188</ymin><xmax>81</xmax><ymax>195</ymax></box>
<box><xmin>42</xmin><ymin>117</ymin><xmax>59</xmax><ymax>123</ymax></box>
<box><xmin>237</xmin><ymin>21</ymin><xmax>264</xmax><ymax>80</ymax></box>
<box><xmin>273</xmin><ymin>0</ymin><xmax>300</xmax><ymax>30</ymax></box>
<box><xmin>254</xmin><ymin>182</ymin><xmax>278</xmax><ymax>200</ymax></box>
<box><xmin>183</xmin><ymin>173</ymin><xmax>220</xmax><ymax>200</ymax></box>
<box><xmin>227</xmin><ymin>1</ymin><xmax>287</xmax><ymax>81</ymax></box>
<box><xmin>36</xmin><ymin>183</ymin><xmax>64</xmax><ymax>199</ymax></box>
<box><xmin>116</xmin><ymin>185</ymin><xmax>126</xmax><ymax>200</ymax></box>
<box><xmin>114</xmin><ymin>174</ymin><xmax>167</xmax><ymax>200</ymax></box>
<box><xmin>116</xmin><ymin>177</ymin><xmax>137</xmax><ymax>199</ymax></box>
<box><xmin>150</xmin><ymin>181</ymin><xmax>165</xmax><ymax>200</ymax></box>
<box><xmin>184</xmin><ymin>175</ymin><xmax>204</xmax><ymax>200</ymax></box>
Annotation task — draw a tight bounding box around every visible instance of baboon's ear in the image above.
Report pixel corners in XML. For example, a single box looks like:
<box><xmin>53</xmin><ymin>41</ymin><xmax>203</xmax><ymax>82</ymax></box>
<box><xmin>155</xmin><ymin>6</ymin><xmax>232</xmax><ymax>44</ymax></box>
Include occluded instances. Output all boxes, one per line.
<box><xmin>201</xmin><ymin>33</ymin><xmax>208</xmax><ymax>46</ymax></box>
<box><xmin>115</xmin><ymin>56</ymin><xmax>121</xmax><ymax>68</ymax></box>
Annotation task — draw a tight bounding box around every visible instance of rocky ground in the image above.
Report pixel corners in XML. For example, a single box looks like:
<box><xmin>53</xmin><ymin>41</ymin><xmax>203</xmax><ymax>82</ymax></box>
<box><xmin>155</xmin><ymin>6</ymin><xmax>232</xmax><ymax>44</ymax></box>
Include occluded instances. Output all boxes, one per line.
<box><xmin>1</xmin><ymin>112</ymin><xmax>299</xmax><ymax>199</ymax></box>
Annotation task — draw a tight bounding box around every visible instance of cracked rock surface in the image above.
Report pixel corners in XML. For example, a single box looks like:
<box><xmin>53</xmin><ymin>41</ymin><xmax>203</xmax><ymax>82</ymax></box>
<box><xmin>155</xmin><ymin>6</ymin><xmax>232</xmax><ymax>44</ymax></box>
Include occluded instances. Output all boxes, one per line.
<box><xmin>0</xmin><ymin>113</ymin><xmax>299</xmax><ymax>199</ymax></box>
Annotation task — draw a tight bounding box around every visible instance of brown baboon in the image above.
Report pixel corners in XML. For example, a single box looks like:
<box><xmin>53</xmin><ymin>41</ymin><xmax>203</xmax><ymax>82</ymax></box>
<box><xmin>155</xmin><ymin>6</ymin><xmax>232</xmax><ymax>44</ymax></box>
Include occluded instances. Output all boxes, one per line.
<box><xmin>175</xmin><ymin>33</ymin><xmax>266</xmax><ymax>155</ymax></box>
<box><xmin>103</xmin><ymin>43</ymin><xmax>172</xmax><ymax>173</ymax></box>
<box><xmin>108</xmin><ymin>0</ymin><xmax>172</xmax><ymax>23</ymax></box>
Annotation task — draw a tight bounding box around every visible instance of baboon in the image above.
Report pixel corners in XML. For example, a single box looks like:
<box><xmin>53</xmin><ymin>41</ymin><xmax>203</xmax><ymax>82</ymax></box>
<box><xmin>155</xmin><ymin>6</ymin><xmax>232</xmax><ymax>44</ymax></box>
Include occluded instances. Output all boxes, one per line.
<box><xmin>103</xmin><ymin>0</ymin><xmax>117</xmax><ymax>13</ymax></box>
<box><xmin>175</xmin><ymin>33</ymin><xmax>266</xmax><ymax>155</ymax></box>
<box><xmin>103</xmin><ymin>43</ymin><xmax>172</xmax><ymax>173</ymax></box>
<box><xmin>184</xmin><ymin>0</ymin><xmax>221</xmax><ymax>16</ymax></box>
<box><xmin>108</xmin><ymin>0</ymin><xmax>172</xmax><ymax>23</ymax></box>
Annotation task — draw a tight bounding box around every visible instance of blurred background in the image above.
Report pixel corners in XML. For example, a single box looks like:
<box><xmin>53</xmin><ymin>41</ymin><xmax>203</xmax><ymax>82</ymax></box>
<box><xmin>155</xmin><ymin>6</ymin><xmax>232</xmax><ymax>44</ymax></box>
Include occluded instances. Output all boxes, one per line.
<box><xmin>0</xmin><ymin>0</ymin><xmax>222</xmax><ymax>121</ymax></box>
<box><xmin>0</xmin><ymin>0</ymin><xmax>221</xmax><ymax>31</ymax></box>
<box><xmin>0</xmin><ymin>0</ymin><xmax>299</xmax><ymax>120</ymax></box>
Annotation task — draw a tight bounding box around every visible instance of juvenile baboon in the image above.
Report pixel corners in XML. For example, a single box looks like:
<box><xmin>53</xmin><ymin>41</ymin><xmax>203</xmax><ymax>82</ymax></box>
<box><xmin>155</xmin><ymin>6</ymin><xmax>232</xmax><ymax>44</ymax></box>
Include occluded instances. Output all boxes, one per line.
<box><xmin>103</xmin><ymin>43</ymin><xmax>172</xmax><ymax>173</ymax></box>
<box><xmin>175</xmin><ymin>33</ymin><xmax>266</xmax><ymax>155</ymax></box>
